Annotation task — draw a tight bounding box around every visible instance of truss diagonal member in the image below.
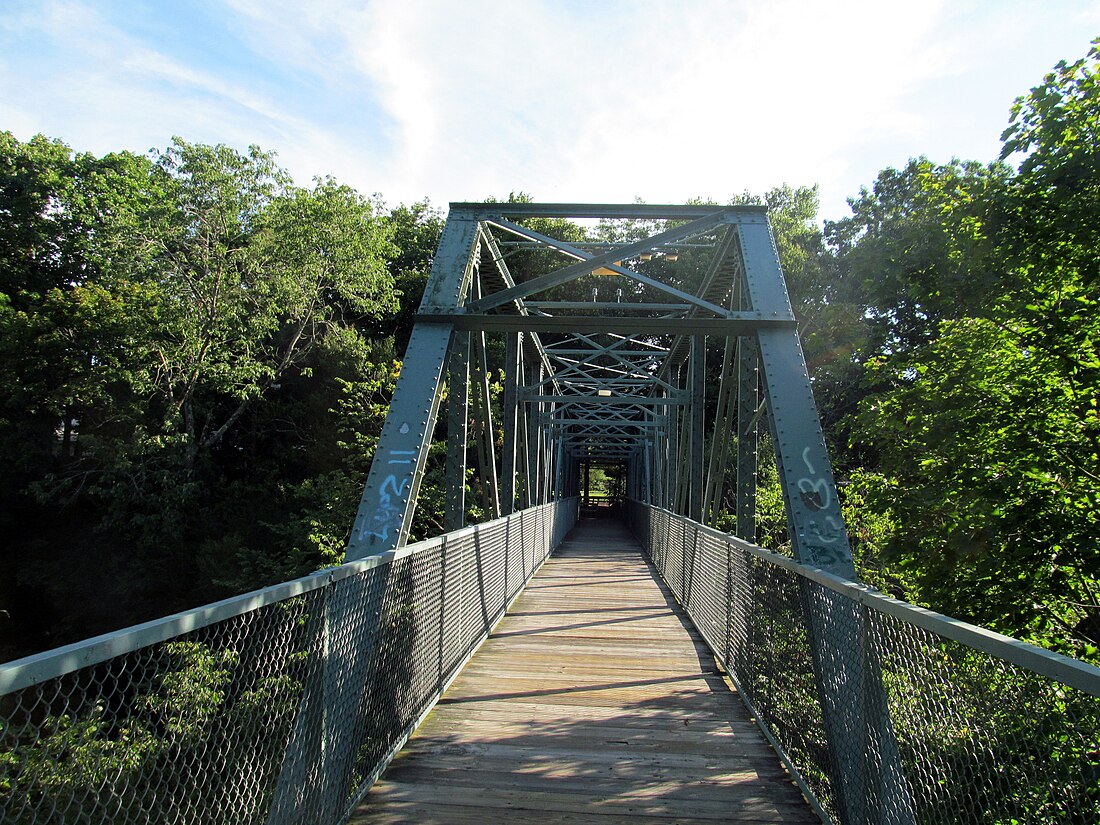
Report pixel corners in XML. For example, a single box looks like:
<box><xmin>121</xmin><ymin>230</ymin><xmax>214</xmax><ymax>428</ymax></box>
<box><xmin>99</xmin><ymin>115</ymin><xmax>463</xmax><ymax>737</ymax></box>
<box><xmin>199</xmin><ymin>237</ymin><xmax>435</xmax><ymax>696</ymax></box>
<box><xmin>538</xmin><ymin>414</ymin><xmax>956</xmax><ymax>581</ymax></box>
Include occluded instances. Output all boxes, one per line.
<box><xmin>485</xmin><ymin>216</ymin><xmax>732</xmax><ymax>316</ymax></box>
<box><xmin>533</xmin><ymin>333</ymin><xmax>675</xmax><ymax>394</ymax></box>
<box><xmin>469</xmin><ymin>212</ymin><xmax>732</xmax><ymax>314</ymax></box>
<box><xmin>654</xmin><ymin>226</ymin><xmax>748</xmax><ymax>387</ymax></box>
<box><xmin>604</xmin><ymin>331</ymin><xmax>670</xmax><ymax>351</ymax></box>
<box><xmin>477</xmin><ymin>226</ymin><xmax>561</xmax><ymax>396</ymax></box>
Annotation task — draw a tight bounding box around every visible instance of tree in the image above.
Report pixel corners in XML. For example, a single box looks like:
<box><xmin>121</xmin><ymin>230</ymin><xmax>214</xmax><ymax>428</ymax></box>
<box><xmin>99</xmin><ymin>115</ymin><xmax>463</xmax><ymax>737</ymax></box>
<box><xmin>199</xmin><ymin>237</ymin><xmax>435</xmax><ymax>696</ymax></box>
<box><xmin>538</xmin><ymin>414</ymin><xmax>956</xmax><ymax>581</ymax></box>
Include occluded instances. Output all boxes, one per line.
<box><xmin>825</xmin><ymin>157</ymin><xmax>1011</xmax><ymax>359</ymax></box>
<box><xmin>380</xmin><ymin>199</ymin><xmax>444</xmax><ymax>348</ymax></box>
<box><xmin>0</xmin><ymin>135</ymin><xmax>405</xmax><ymax>658</ymax></box>
<box><xmin>844</xmin><ymin>41</ymin><xmax>1100</xmax><ymax>661</ymax></box>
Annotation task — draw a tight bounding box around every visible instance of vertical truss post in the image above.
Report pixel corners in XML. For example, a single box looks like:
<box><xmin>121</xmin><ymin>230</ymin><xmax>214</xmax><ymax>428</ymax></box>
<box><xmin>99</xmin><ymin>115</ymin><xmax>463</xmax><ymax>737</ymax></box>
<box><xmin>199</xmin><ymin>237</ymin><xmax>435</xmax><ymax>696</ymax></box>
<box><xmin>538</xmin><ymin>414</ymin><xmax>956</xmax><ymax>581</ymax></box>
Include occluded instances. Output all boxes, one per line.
<box><xmin>668</xmin><ymin>379</ymin><xmax>681</xmax><ymax>511</ymax></box>
<box><xmin>643</xmin><ymin>443</ymin><xmax>653</xmax><ymax>504</ymax></box>
<box><xmin>518</xmin><ymin>363</ymin><xmax>532</xmax><ymax>508</ymax></box>
<box><xmin>553</xmin><ymin>433</ymin><xmax>565</xmax><ymax>498</ymax></box>
<box><xmin>736</xmin><ymin>335</ymin><xmax>759</xmax><ymax>542</ymax></box>
<box><xmin>527</xmin><ymin>364</ymin><xmax>543</xmax><ymax>505</ymax></box>
<box><xmin>690</xmin><ymin>336</ymin><xmax>706</xmax><ymax>522</ymax></box>
<box><xmin>532</xmin><ymin>380</ymin><xmax>545</xmax><ymax>503</ymax></box>
<box><xmin>445</xmin><ymin>330</ymin><xmax>470</xmax><ymax>531</ymax></box>
<box><xmin>704</xmin><ymin>335</ymin><xmax>738</xmax><ymax>526</ymax></box>
<box><xmin>739</xmin><ymin>219</ymin><xmax>915</xmax><ymax>825</ymax></box>
<box><xmin>675</xmin><ymin>365</ymin><xmax>692</xmax><ymax>516</ymax></box>
<box><xmin>535</xmin><ymin>409</ymin><xmax>544</xmax><ymax>506</ymax></box>
<box><xmin>470</xmin><ymin>331</ymin><xmax>500</xmax><ymax>520</ymax></box>
<box><xmin>542</xmin><ymin>406</ymin><xmax>553</xmax><ymax>503</ymax></box>
<box><xmin>500</xmin><ymin>332</ymin><xmax>521</xmax><ymax>515</ymax></box>
<box><xmin>651</xmin><ymin>405</ymin><xmax>665</xmax><ymax>507</ymax></box>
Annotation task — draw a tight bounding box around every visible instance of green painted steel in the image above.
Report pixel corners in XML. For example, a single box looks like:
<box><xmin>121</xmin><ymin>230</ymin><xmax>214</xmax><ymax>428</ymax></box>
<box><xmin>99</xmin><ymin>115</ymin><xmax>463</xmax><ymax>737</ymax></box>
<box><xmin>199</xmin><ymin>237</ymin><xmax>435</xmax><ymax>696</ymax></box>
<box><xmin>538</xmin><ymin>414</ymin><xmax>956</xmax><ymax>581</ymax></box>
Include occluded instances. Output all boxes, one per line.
<box><xmin>9</xmin><ymin>202</ymin><xmax>1099</xmax><ymax>825</ymax></box>
<box><xmin>344</xmin><ymin>201</ymin><xmax>911</xmax><ymax>823</ymax></box>
<box><xmin>444</xmin><ymin>330</ymin><xmax>469</xmax><ymax>531</ymax></box>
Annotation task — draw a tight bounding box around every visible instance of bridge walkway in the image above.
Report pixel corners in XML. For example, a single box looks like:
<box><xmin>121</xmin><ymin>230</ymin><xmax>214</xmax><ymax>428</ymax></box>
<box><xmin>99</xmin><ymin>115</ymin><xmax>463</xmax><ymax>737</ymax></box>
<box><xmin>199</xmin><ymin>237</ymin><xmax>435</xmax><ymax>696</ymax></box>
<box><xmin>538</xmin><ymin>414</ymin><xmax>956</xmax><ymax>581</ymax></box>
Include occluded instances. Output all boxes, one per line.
<box><xmin>349</xmin><ymin>517</ymin><xmax>818</xmax><ymax>824</ymax></box>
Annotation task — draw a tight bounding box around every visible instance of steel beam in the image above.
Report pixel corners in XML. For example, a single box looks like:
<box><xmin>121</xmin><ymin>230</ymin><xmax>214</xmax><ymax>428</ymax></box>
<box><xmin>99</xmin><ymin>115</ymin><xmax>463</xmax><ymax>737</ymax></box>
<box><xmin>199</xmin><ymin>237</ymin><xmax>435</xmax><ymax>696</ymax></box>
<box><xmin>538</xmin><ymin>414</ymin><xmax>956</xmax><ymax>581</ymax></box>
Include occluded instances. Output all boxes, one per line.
<box><xmin>739</xmin><ymin>219</ymin><xmax>915</xmax><ymax>825</ymax></box>
<box><xmin>445</xmin><ymin>330</ymin><xmax>470</xmax><ymax>531</ymax></box>
<box><xmin>451</xmin><ymin>202</ymin><xmax>770</xmax><ymax>220</ymax></box>
<box><xmin>422</xmin><ymin>313</ymin><xmax>793</xmax><ymax>335</ymax></box>
<box><xmin>467</xmin><ymin>212</ymin><xmax>731</xmax><ymax>313</ymax></box>
<box><xmin>500</xmin><ymin>332</ymin><xmax>521</xmax><ymax>515</ymax></box>
<box><xmin>735</xmin><ymin>336</ymin><xmax>760</xmax><ymax>541</ymax></box>
<box><xmin>689</xmin><ymin>336</ymin><xmax>705</xmax><ymax>522</ymax></box>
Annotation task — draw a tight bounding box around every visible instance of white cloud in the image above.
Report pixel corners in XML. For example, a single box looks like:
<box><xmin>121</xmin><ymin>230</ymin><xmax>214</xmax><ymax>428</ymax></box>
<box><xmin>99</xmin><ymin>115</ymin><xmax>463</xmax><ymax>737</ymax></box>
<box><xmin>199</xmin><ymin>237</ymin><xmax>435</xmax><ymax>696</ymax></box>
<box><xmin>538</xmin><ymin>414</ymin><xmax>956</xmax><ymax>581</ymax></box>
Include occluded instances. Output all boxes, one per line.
<box><xmin>315</xmin><ymin>0</ymin><xmax>959</xmax><ymax>212</ymax></box>
<box><xmin>2</xmin><ymin>0</ymin><xmax>1097</xmax><ymax>219</ymax></box>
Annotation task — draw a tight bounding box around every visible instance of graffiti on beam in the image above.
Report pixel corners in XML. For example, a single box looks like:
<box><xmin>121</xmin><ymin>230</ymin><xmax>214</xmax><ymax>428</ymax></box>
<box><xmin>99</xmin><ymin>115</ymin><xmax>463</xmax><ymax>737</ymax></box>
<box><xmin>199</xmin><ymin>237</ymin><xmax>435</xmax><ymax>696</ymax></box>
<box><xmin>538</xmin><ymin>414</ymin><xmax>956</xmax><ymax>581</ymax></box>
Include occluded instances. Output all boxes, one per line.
<box><xmin>796</xmin><ymin>446</ymin><xmax>832</xmax><ymax>511</ymax></box>
<box><xmin>361</xmin><ymin>443</ymin><xmax>418</xmax><ymax>542</ymax></box>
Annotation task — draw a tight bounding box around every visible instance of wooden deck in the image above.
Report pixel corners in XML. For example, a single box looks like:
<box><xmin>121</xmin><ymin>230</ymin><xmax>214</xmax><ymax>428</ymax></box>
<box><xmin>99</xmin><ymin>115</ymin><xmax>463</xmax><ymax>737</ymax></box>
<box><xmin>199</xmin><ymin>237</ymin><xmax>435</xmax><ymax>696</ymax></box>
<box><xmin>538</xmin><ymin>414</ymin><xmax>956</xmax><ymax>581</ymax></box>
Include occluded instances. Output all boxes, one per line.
<box><xmin>350</xmin><ymin>517</ymin><xmax>818</xmax><ymax>824</ymax></box>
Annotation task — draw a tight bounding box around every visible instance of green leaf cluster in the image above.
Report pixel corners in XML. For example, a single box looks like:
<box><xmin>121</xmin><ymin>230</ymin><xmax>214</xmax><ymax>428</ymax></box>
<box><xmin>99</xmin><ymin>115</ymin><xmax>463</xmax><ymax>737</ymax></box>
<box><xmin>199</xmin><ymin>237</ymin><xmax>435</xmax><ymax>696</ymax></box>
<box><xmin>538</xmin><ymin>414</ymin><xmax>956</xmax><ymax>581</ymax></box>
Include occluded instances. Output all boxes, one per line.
<box><xmin>0</xmin><ymin>135</ymin><xmax>442</xmax><ymax>659</ymax></box>
<box><xmin>825</xmin><ymin>39</ymin><xmax>1100</xmax><ymax>662</ymax></box>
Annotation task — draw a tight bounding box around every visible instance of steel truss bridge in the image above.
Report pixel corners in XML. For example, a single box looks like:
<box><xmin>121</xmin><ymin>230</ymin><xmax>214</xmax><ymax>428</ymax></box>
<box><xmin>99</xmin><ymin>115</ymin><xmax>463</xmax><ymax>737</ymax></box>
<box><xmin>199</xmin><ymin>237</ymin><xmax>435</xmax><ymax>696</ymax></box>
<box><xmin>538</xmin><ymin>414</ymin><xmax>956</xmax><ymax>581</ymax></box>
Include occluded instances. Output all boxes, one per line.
<box><xmin>2</xmin><ymin>204</ymin><xmax>1099</xmax><ymax>825</ymax></box>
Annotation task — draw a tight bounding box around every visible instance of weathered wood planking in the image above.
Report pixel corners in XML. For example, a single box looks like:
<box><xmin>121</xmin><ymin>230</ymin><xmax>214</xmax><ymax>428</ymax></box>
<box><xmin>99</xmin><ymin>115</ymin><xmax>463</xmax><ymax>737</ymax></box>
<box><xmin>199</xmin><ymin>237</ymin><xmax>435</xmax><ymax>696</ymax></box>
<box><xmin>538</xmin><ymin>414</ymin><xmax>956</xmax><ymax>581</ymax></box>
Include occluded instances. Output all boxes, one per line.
<box><xmin>349</xmin><ymin>518</ymin><xmax>819</xmax><ymax>824</ymax></box>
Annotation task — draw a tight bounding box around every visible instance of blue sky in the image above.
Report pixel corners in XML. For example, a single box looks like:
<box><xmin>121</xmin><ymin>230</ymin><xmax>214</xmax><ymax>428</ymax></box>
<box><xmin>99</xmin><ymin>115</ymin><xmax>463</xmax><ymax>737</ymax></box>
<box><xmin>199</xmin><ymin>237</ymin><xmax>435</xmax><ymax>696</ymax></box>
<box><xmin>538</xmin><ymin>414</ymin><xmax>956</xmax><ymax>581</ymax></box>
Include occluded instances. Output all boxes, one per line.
<box><xmin>2</xmin><ymin>0</ymin><xmax>1098</xmax><ymax>221</ymax></box>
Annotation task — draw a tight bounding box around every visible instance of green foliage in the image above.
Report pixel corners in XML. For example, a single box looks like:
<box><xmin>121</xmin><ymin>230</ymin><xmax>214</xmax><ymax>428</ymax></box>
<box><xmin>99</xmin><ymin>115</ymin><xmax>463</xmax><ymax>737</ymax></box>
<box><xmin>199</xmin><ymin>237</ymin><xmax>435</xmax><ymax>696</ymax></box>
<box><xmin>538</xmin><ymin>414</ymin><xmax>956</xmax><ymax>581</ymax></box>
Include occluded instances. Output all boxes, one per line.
<box><xmin>857</xmin><ymin>316</ymin><xmax>1100</xmax><ymax>656</ymax></box>
<box><xmin>140</xmin><ymin>642</ymin><xmax>238</xmax><ymax>745</ymax></box>
<box><xmin>838</xmin><ymin>469</ymin><xmax>908</xmax><ymax>595</ymax></box>
<box><xmin>884</xmin><ymin>643</ymin><xmax>1100</xmax><ymax>824</ymax></box>
<box><xmin>0</xmin><ymin>133</ymin><xmax>421</xmax><ymax>657</ymax></box>
<box><xmin>835</xmin><ymin>40</ymin><xmax>1100</xmax><ymax>662</ymax></box>
<box><xmin>0</xmin><ymin>634</ymin><xmax>307</xmax><ymax>824</ymax></box>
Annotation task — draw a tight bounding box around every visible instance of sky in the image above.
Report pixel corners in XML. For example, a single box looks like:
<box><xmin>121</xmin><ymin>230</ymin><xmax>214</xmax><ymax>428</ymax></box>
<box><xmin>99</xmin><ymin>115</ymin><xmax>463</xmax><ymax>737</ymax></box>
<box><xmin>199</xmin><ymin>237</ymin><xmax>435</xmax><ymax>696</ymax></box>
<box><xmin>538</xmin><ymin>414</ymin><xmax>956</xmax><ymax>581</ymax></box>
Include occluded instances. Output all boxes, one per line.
<box><xmin>1</xmin><ymin>0</ymin><xmax>1098</xmax><ymax>222</ymax></box>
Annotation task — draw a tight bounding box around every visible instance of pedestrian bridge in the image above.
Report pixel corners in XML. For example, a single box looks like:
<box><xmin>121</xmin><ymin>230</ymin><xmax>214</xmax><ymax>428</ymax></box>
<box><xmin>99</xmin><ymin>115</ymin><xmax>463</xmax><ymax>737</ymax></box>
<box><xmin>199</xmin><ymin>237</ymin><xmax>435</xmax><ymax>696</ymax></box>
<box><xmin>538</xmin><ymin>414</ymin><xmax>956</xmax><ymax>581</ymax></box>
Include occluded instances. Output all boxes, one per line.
<box><xmin>2</xmin><ymin>204</ymin><xmax>1098</xmax><ymax>824</ymax></box>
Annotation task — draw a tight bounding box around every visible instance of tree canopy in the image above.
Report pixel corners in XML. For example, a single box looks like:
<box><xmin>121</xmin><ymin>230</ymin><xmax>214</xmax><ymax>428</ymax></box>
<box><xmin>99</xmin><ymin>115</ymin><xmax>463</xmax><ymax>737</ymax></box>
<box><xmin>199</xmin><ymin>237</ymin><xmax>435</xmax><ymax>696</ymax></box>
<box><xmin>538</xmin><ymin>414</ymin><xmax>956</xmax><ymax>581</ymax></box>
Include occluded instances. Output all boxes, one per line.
<box><xmin>2</xmin><ymin>39</ymin><xmax>1099</xmax><ymax>666</ymax></box>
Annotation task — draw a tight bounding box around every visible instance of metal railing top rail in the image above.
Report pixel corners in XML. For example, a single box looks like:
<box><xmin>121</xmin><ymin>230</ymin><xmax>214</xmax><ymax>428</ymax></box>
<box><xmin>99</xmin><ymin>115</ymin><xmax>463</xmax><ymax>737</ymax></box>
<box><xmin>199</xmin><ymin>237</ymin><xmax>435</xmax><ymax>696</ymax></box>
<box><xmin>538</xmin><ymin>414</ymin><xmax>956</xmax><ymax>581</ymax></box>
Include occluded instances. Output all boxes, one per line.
<box><xmin>628</xmin><ymin>500</ymin><xmax>1100</xmax><ymax>825</ymax></box>
<box><xmin>630</xmin><ymin>501</ymin><xmax>1100</xmax><ymax>698</ymax></box>
<box><xmin>0</xmin><ymin>501</ymin><xmax>566</xmax><ymax>697</ymax></box>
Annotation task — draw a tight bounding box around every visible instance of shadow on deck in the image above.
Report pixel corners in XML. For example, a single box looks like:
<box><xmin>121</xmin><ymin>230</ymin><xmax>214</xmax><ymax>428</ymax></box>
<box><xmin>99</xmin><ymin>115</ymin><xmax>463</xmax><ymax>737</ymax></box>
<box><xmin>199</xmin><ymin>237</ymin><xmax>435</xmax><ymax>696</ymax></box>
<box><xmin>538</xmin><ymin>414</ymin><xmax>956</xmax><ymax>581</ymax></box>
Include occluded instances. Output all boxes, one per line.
<box><xmin>349</xmin><ymin>518</ymin><xmax>819</xmax><ymax>824</ymax></box>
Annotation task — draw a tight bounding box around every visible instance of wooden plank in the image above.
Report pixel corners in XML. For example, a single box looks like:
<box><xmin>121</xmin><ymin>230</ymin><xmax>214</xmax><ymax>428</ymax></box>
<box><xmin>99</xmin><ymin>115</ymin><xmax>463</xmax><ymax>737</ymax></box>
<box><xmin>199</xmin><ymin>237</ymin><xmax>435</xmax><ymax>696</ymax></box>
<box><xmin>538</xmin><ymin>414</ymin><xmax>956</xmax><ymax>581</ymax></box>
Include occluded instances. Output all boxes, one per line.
<box><xmin>358</xmin><ymin>781</ymin><xmax>812</xmax><ymax>820</ymax></box>
<box><xmin>349</xmin><ymin>517</ymin><xmax>819</xmax><ymax>824</ymax></box>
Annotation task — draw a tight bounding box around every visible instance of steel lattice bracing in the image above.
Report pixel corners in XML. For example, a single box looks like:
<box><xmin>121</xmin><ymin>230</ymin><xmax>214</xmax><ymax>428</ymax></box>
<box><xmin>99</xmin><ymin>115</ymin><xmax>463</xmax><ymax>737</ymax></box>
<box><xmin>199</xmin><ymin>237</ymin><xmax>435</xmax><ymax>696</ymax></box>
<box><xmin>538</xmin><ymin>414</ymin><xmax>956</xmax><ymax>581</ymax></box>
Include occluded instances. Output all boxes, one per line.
<box><xmin>347</xmin><ymin>202</ymin><xmax>853</xmax><ymax>574</ymax></box>
<box><xmin>344</xmin><ymin>202</ymin><xmax>911</xmax><ymax>824</ymax></box>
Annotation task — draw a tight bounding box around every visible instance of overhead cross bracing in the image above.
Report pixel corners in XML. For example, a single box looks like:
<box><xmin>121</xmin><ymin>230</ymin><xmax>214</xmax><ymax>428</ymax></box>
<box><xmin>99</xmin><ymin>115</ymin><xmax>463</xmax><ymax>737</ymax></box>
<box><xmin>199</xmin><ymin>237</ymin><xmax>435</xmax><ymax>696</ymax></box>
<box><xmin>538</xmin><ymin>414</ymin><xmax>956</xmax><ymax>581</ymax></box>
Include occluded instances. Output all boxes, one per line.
<box><xmin>343</xmin><ymin>201</ymin><xmax>916</xmax><ymax>822</ymax></box>
<box><xmin>347</xmin><ymin>202</ymin><xmax>851</xmax><ymax>579</ymax></box>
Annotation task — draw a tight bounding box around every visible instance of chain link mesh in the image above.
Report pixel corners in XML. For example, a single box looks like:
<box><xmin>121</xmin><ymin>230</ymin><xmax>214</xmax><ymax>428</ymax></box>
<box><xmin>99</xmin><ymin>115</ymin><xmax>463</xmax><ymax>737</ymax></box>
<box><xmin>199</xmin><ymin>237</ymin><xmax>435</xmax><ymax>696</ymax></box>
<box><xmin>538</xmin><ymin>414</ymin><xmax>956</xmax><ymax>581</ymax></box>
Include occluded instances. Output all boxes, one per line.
<box><xmin>1</xmin><ymin>499</ymin><xmax>577</xmax><ymax>825</ymax></box>
<box><xmin>627</xmin><ymin>500</ymin><xmax>1100</xmax><ymax>825</ymax></box>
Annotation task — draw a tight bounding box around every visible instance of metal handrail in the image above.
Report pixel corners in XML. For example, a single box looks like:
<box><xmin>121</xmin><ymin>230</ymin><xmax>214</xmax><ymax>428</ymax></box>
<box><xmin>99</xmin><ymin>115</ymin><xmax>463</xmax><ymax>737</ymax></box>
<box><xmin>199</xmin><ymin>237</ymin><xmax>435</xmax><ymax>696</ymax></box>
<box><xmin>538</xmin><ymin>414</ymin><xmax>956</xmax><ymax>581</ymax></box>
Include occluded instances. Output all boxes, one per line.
<box><xmin>0</xmin><ymin>516</ymin><xmax>505</xmax><ymax>696</ymax></box>
<box><xmin>626</xmin><ymin>500</ymin><xmax>1100</xmax><ymax>825</ymax></box>
<box><xmin>1</xmin><ymin>498</ymin><xmax>579</xmax><ymax>825</ymax></box>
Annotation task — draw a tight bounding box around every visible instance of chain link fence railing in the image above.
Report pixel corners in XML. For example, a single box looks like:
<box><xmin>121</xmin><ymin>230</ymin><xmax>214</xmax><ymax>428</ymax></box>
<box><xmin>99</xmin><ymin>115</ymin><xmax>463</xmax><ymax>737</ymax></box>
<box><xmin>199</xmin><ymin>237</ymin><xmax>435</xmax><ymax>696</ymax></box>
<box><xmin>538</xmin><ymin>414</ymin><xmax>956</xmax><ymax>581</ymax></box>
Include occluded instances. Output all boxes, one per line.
<box><xmin>626</xmin><ymin>500</ymin><xmax>1100</xmax><ymax>825</ymax></box>
<box><xmin>1</xmin><ymin>498</ymin><xmax>578</xmax><ymax>825</ymax></box>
